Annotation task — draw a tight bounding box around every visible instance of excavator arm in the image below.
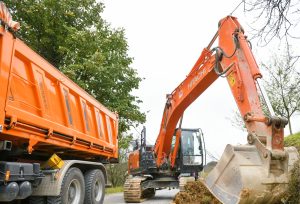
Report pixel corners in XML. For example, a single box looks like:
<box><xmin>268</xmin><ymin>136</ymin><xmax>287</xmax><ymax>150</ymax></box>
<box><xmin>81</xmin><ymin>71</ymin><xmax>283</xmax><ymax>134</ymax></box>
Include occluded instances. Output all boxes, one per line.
<box><xmin>154</xmin><ymin>16</ymin><xmax>287</xmax><ymax>169</ymax></box>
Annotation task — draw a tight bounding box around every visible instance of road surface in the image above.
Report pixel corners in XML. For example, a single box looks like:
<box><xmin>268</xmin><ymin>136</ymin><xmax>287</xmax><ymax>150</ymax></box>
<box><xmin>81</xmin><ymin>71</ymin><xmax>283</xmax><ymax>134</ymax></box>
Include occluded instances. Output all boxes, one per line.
<box><xmin>104</xmin><ymin>189</ymin><xmax>179</xmax><ymax>204</ymax></box>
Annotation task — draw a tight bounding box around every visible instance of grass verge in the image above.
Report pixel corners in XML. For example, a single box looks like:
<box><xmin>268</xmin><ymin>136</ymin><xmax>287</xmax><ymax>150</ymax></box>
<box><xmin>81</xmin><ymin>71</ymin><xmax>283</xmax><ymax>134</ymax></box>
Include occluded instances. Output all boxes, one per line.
<box><xmin>285</xmin><ymin>132</ymin><xmax>300</xmax><ymax>151</ymax></box>
<box><xmin>284</xmin><ymin>132</ymin><xmax>300</xmax><ymax>203</ymax></box>
<box><xmin>105</xmin><ymin>186</ymin><xmax>123</xmax><ymax>194</ymax></box>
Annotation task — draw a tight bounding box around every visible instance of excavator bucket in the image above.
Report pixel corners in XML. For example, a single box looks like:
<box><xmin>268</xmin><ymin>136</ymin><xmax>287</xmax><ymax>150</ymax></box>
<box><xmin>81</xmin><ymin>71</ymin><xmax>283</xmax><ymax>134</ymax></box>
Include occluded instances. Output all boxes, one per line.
<box><xmin>204</xmin><ymin>144</ymin><xmax>299</xmax><ymax>204</ymax></box>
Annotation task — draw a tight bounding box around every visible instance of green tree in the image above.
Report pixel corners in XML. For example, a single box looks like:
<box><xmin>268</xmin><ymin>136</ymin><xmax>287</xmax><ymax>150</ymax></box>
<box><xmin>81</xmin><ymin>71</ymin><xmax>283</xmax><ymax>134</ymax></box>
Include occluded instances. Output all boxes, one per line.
<box><xmin>6</xmin><ymin>0</ymin><xmax>146</xmax><ymax>139</ymax></box>
<box><xmin>262</xmin><ymin>47</ymin><xmax>300</xmax><ymax>135</ymax></box>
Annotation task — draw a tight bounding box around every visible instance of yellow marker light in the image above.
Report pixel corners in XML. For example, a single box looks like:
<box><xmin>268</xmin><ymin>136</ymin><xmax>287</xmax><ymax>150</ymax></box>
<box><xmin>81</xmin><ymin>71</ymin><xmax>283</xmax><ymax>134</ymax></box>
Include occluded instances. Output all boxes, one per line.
<box><xmin>5</xmin><ymin>170</ymin><xmax>10</xmax><ymax>181</ymax></box>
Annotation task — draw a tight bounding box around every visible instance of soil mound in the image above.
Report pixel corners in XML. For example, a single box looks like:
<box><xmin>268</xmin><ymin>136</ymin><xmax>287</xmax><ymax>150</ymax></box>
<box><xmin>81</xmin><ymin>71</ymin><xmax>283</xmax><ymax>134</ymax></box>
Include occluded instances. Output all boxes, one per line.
<box><xmin>173</xmin><ymin>180</ymin><xmax>221</xmax><ymax>204</ymax></box>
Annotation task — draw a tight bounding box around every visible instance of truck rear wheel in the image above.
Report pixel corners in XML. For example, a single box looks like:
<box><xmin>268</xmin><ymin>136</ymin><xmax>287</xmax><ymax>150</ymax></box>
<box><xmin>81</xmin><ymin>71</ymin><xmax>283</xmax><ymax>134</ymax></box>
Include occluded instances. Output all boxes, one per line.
<box><xmin>84</xmin><ymin>169</ymin><xmax>105</xmax><ymax>204</ymax></box>
<box><xmin>47</xmin><ymin>167</ymin><xmax>85</xmax><ymax>204</ymax></box>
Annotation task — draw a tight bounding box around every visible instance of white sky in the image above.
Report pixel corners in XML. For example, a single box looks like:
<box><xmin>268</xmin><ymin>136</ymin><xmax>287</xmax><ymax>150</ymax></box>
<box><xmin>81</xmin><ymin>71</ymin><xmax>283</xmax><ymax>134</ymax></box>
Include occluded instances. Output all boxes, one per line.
<box><xmin>102</xmin><ymin>0</ymin><xmax>300</xmax><ymax>158</ymax></box>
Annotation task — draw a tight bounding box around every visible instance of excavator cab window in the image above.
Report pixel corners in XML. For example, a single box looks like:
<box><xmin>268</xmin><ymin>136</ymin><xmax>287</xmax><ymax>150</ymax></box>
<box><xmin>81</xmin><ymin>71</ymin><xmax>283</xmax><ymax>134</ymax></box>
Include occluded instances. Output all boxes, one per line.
<box><xmin>179</xmin><ymin>129</ymin><xmax>205</xmax><ymax>173</ymax></box>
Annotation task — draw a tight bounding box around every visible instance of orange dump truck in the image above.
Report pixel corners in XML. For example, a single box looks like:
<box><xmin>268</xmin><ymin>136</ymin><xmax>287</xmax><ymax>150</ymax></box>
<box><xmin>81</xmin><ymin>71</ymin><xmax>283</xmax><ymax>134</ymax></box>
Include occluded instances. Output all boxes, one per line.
<box><xmin>0</xmin><ymin>2</ymin><xmax>118</xmax><ymax>203</ymax></box>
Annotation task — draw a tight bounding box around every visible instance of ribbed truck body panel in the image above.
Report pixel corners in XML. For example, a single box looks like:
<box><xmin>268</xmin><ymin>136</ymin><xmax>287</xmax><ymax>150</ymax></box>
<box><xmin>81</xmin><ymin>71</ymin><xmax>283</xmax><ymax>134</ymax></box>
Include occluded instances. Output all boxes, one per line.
<box><xmin>0</xmin><ymin>27</ymin><xmax>118</xmax><ymax>161</ymax></box>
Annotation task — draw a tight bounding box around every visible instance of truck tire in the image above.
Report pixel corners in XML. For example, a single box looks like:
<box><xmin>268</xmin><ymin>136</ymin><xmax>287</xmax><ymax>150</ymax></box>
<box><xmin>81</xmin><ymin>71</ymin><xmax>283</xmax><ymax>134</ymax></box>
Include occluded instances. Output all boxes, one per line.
<box><xmin>47</xmin><ymin>167</ymin><xmax>85</xmax><ymax>204</ymax></box>
<box><xmin>84</xmin><ymin>169</ymin><xmax>105</xmax><ymax>204</ymax></box>
<box><xmin>29</xmin><ymin>196</ymin><xmax>46</xmax><ymax>204</ymax></box>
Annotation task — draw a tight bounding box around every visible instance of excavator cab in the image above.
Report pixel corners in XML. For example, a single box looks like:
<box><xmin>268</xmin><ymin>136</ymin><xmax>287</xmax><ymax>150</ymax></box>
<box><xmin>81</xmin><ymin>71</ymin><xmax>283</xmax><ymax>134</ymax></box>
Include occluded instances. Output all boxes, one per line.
<box><xmin>175</xmin><ymin>128</ymin><xmax>206</xmax><ymax>175</ymax></box>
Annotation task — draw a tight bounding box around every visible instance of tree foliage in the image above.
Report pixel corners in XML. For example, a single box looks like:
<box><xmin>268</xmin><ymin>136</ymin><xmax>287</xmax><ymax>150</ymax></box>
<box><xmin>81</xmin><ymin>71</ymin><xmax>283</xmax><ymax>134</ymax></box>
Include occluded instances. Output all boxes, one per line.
<box><xmin>262</xmin><ymin>47</ymin><xmax>300</xmax><ymax>134</ymax></box>
<box><xmin>106</xmin><ymin>162</ymin><xmax>128</xmax><ymax>187</ymax></box>
<box><xmin>243</xmin><ymin>0</ymin><xmax>300</xmax><ymax>45</ymax></box>
<box><xmin>6</xmin><ymin>0</ymin><xmax>146</xmax><ymax>141</ymax></box>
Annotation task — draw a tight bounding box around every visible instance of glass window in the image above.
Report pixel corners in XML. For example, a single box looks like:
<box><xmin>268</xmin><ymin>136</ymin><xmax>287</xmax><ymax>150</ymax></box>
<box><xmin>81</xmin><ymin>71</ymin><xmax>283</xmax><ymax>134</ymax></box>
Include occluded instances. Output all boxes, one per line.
<box><xmin>181</xmin><ymin>130</ymin><xmax>203</xmax><ymax>165</ymax></box>
<box><xmin>170</xmin><ymin>134</ymin><xmax>176</xmax><ymax>157</ymax></box>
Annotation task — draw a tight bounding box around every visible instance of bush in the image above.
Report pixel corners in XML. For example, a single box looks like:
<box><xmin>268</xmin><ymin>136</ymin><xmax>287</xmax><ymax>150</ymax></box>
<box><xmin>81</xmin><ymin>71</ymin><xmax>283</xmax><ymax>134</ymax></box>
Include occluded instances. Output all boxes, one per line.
<box><xmin>284</xmin><ymin>132</ymin><xmax>300</xmax><ymax>202</ymax></box>
<box><xmin>106</xmin><ymin>163</ymin><xmax>128</xmax><ymax>187</ymax></box>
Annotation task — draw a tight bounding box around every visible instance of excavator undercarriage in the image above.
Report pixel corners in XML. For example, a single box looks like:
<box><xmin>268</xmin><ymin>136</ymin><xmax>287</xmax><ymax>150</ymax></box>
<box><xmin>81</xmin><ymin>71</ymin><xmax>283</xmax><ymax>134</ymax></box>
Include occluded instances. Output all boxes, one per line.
<box><xmin>124</xmin><ymin>175</ymin><xmax>196</xmax><ymax>202</ymax></box>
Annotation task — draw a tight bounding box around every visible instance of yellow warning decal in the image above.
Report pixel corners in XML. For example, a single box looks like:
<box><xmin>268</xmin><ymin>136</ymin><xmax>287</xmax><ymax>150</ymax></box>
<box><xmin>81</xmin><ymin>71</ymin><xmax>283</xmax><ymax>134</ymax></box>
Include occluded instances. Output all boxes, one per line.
<box><xmin>228</xmin><ymin>73</ymin><xmax>236</xmax><ymax>86</ymax></box>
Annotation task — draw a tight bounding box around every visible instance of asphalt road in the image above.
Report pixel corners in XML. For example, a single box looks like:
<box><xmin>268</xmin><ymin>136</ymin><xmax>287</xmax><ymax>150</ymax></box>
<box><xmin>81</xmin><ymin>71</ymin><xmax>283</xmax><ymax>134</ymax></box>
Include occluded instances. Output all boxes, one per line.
<box><xmin>104</xmin><ymin>189</ymin><xmax>179</xmax><ymax>204</ymax></box>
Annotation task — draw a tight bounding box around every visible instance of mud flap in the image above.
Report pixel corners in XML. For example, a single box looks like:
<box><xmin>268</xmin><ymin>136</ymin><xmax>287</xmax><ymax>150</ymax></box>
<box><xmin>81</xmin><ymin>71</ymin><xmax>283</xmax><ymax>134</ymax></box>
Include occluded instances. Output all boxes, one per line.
<box><xmin>204</xmin><ymin>144</ymin><xmax>299</xmax><ymax>204</ymax></box>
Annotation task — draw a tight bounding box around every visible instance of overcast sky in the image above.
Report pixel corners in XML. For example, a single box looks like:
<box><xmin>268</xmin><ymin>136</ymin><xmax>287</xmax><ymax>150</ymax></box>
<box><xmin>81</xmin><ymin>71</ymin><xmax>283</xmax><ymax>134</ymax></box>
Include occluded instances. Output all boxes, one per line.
<box><xmin>101</xmin><ymin>0</ymin><xmax>300</xmax><ymax>159</ymax></box>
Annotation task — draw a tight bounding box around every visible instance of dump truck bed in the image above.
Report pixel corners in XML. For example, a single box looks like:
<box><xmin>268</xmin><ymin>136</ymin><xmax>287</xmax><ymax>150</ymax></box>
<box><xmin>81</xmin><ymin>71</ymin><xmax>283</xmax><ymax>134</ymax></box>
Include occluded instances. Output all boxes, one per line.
<box><xmin>0</xmin><ymin>26</ymin><xmax>118</xmax><ymax>161</ymax></box>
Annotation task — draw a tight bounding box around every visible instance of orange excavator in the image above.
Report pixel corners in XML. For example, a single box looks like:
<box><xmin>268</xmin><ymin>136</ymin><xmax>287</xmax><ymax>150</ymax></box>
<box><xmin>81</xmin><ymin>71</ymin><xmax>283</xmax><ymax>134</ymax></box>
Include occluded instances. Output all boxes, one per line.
<box><xmin>124</xmin><ymin>16</ymin><xmax>299</xmax><ymax>203</ymax></box>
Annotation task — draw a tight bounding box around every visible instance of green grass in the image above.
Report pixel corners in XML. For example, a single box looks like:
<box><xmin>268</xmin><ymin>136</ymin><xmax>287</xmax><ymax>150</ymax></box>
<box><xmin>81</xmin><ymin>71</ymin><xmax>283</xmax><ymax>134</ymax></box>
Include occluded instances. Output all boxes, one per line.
<box><xmin>105</xmin><ymin>186</ymin><xmax>123</xmax><ymax>194</ymax></box>
<box><xmin>284</xmin><ymin>132</ymin><xmax>300</xmax><ymax>202</ymax></box>
<box><xmin>284</xmin><ymin>132</ymin><xmax>300</xmax><ymax>152</ymax></box>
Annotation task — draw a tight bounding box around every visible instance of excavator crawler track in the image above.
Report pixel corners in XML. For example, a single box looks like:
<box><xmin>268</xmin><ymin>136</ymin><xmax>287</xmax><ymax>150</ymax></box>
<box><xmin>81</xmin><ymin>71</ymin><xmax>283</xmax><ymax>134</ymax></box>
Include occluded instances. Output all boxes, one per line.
<box><xmin>123</xmin><ymin>177</ymin><xmax>155</xmax><ymax>203</ymax></box>
<box><xmin>123</xmin><ymin>177</ymin><xmax>145</xmax><ymax>203</ymax></box>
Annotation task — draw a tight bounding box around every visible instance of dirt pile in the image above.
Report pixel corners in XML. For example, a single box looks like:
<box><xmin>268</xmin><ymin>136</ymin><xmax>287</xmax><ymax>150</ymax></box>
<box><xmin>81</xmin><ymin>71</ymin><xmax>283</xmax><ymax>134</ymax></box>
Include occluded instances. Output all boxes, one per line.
<box><xmin>173</xmin><ymin>180</ymin><xmax>221</xmax><ymax>204</ymax></box>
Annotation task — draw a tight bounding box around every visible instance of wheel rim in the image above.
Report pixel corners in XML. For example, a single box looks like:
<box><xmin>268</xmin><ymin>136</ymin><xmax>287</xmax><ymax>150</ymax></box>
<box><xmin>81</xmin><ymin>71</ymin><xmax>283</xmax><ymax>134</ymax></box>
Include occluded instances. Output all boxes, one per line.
<box><xmin>67</xmin><ymin>179</ymin><xmax>81</xmax><ymax>204</ymax></box>
<box><xmin>94</xmin><ymin>180</ymin><xmax>103</xmax><ymax>202</ymax></box>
